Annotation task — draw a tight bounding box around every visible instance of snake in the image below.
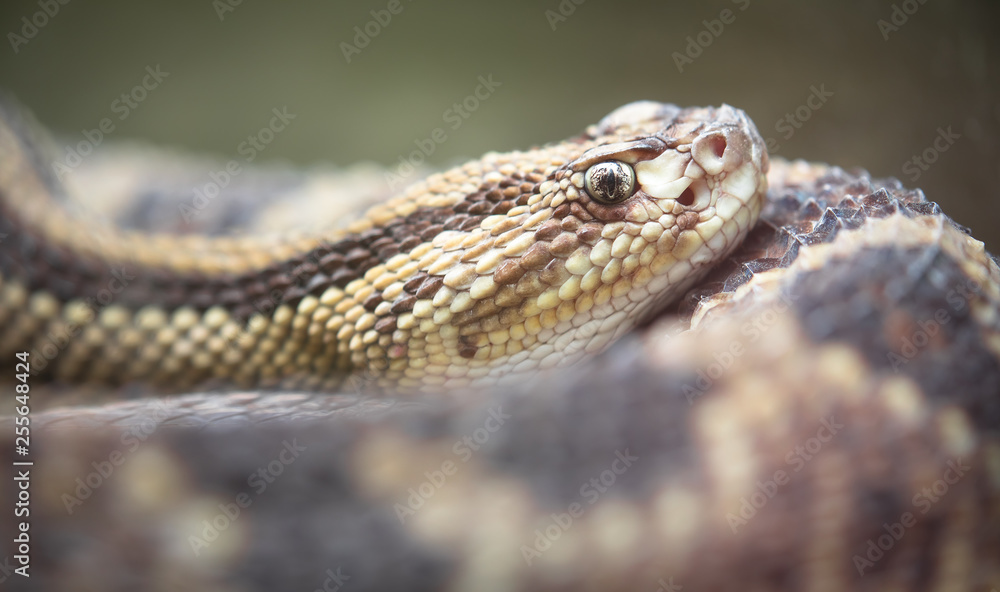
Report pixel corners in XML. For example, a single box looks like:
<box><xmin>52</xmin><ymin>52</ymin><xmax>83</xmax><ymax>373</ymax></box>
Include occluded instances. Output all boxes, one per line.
<box><xmin>0</xmin><ymin>97</ymin><xmax>998</xmax><ymax>591</ymax></box>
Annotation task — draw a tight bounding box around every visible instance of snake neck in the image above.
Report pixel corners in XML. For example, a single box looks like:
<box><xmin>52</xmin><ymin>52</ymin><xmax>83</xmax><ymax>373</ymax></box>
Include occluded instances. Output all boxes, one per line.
<box><xmin>0</xmin><ymin>102</ymin><xmax>550</xmax><ymax>392</ymax></box>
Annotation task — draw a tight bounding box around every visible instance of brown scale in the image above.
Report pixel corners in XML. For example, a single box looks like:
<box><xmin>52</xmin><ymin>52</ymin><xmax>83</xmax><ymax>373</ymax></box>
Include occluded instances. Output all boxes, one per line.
<box><xmin>493</xmin><ymin>260</ymin><xmax>525</xmax><ymax>286</ymax></box>
<box><xmin>519</xmin><ymin>242</ymin><xmax>553</xmax><ymax>270</ymax></box>
<box><xmin>457</xmin><ymin>336</ymin><xmax>479</xmax><ymax>359</ymax></box>
<box><xmin>414</xmin><ymin>275</ymin><xmax>443</xmax><ymax>299</ymax></box>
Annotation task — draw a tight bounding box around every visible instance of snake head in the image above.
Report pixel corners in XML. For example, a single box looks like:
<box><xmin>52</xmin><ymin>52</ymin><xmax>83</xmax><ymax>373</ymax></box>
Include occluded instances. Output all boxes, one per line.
<box><xmin>485</xmin><ymin>102</ymin><xmax>769</xmax><ymax>356</ymax></box>
<box><xmin>546</xmin><ymin>102</ymin><xmax>769</xmax><ymax>318</ymax></box>
<box><xmin>349</xmin><ymin>101</ymin><xmax>768</xmax><ymax>388</ymax></box>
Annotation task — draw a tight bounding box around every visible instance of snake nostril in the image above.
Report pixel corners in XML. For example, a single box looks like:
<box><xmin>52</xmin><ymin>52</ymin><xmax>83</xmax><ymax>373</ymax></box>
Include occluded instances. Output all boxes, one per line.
<box><xmin>707</xmin><ymin>134</ymin><xmax>727</xmax><ymax>159</ymax></box>
<box><xmin>677</xmin><ymin>187</ymin><xmax>696</xmax><ymax>207</ymax></box>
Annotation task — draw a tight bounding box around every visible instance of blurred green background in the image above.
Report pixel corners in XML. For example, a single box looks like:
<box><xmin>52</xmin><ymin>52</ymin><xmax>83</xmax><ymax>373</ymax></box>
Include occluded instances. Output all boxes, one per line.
<box><xmin>1</xmin><ymin>0</ymin><xmax>998</xmax><ymax>249</ymax></box>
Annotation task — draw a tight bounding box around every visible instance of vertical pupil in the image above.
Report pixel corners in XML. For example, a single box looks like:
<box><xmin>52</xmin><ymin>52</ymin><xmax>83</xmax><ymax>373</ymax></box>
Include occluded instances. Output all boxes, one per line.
<box><xmin>598</xmin><ymin>168</ymin><xmax>617</xmax><ymax>197</ymax></box>
<box><xmin>599</xmin><ymin>167</ymin><xmax>615</xmax><ymax>197</ymax></box>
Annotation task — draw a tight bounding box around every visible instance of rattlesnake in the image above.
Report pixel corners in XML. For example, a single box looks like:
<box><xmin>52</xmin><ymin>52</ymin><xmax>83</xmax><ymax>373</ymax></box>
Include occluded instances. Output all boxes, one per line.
<box><xmin>0</xmin><ymin>99</ymin><xmax>998</xmax><ymax>591</ymax></box>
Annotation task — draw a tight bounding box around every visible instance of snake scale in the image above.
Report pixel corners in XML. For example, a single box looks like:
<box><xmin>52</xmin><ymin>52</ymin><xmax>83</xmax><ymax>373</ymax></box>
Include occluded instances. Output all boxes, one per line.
<box><xmin>0</xmin><ymin>98</ymin><xmax>998</xmax><ymax>591</ymax></box>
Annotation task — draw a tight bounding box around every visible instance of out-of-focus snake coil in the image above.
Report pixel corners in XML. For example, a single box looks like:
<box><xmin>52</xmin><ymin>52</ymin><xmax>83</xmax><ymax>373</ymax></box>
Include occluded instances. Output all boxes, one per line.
<box><xmin>0</xmin><ymin>100</ymin><xmax>998</xmax><ymax>591</ymax></box>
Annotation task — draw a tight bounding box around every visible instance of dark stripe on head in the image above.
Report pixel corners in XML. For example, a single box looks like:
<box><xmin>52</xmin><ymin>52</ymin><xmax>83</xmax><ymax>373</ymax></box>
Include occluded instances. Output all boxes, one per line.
<box><xmin>0</xmin><ymin>170</ymin><xmax>547</xmax><ymax>322</ymax></box>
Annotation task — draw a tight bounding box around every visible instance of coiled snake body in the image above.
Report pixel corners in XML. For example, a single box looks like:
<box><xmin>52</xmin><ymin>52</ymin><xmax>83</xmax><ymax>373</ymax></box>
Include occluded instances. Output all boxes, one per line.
<box><xmin>0</xmin><ymin>100</ymin><xmax>998</xmax><ymax>591</ymax></box>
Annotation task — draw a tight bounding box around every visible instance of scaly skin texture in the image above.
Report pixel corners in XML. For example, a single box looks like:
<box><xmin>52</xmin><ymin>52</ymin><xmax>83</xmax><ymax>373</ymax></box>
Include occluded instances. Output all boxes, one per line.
<box><xmin>1</xmin><ymin>104</ymin><xmax>999</xmax><ymax>592</ymax></box>
<box><xmin>0</xmin><ymin>101</ymin><xmax>766</xmax><ymax>393</ymax></box>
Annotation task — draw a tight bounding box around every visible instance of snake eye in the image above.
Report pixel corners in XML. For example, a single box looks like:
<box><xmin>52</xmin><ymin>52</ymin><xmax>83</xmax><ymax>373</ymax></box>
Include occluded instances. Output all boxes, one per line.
<box><xmin>584</xmin><ymin>160</ymin><xmax>636</xmax><ymax>204</ymax></box>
